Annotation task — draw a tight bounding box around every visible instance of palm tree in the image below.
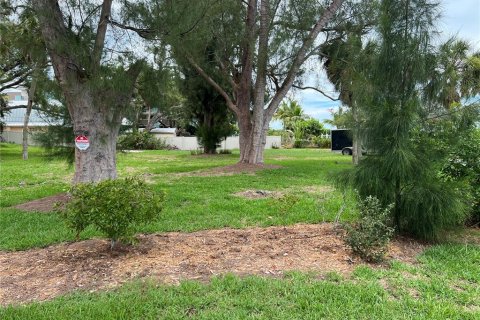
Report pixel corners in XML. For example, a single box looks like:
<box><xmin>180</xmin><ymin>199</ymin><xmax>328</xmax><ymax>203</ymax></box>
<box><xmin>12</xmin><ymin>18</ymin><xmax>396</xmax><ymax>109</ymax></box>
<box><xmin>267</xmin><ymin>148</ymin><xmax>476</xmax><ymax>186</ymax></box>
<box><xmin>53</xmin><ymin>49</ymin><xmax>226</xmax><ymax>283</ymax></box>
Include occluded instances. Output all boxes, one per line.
<box><xmin>424</xmin><ymin>39</ymin><xmax>480</xmax><ymax>111</ymax></box>
<box><xmin>273</xmin><ymin>99</ymin><xmax>308</xmax><ymax>131</ymax></box>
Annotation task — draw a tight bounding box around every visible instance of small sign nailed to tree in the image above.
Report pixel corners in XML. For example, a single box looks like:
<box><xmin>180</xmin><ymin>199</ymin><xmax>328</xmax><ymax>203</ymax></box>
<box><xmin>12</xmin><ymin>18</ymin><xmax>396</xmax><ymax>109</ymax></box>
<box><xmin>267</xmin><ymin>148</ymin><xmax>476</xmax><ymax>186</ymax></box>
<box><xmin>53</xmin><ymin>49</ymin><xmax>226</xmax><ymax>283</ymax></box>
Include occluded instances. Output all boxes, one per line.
<box><xmin>75</xmin><ymin>135</ymin><xmax>90</xmax><ymax>151</ymax></box>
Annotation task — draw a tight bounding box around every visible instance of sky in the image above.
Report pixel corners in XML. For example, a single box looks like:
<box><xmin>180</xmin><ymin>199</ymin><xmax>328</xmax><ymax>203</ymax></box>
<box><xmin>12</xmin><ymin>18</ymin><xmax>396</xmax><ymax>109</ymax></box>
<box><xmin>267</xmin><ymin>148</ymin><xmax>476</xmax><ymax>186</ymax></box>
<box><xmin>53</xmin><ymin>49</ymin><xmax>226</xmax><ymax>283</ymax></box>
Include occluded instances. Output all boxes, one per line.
<box><xmin>278</xmin><ymin>0</ymin><xmax>480</xmax><ymax>129</ymax></box>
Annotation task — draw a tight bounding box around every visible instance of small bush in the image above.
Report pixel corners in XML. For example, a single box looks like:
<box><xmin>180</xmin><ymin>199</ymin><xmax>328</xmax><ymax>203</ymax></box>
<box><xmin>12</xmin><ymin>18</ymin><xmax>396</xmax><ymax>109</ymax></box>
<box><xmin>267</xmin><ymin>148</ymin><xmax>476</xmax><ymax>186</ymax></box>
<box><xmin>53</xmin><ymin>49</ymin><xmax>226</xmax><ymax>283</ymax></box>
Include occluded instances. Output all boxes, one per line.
<box><xmin>293</xmin><ymin>139</ymin><xmax>308</xmax><ymax>148</ymax></box>
<box><xmin>61</xmin><ymin>177</ymin><xmax>164</xmax><ymax>249</ymax></box>
<box><xmin>344</xmin><ymin>196</ymin><xmax>395</xmax><ymax>262</ymax></box>
<box><xmin>439</xmin><ymin>129</ymin><xmax>480</xmax><ymax>226</ymax></box>
<box><xmin>269</xmin><ymin>194</ymin><xmax>300</xmax><ymax>215</ymax></box>
<box><xmin>117</xmin><ymin>131</ymin><xmax>171</xmax><ymax>150</ymax></box>
<box><xmin>311</xmin><ymin>136</ymin><xmax>331</xmax><ymax>149</ymax></box>
<box><xmin>218</xmin><ymin>149</ymin><xmax>232</xmax><ymax>154</ymax></box>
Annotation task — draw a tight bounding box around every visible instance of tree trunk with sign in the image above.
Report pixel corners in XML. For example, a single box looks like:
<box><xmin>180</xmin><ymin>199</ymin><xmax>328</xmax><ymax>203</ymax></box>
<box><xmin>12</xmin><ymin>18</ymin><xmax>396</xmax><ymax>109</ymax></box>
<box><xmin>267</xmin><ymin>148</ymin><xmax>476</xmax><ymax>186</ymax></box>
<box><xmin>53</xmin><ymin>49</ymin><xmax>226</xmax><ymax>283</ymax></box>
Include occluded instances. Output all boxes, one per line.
<box><xmin>32</xmin><ymin>0</ymin><xmax>143</xmax><ymax>183</ymax></box>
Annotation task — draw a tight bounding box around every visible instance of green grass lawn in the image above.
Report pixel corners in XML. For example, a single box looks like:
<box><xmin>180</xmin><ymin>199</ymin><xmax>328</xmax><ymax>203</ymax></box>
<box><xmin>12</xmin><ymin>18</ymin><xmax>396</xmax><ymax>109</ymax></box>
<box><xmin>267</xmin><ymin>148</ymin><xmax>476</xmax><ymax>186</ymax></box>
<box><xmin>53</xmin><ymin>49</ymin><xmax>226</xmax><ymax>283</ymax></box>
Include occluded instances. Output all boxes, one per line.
<box><xmin>0</xmin><ymin>143</ymin><xmax>355</xmax><ymax>251</ymax></box>
<box><xmin>1</xmin><ymin>143</ymin><xmax>479</xmax><ymax>319</ymax></box>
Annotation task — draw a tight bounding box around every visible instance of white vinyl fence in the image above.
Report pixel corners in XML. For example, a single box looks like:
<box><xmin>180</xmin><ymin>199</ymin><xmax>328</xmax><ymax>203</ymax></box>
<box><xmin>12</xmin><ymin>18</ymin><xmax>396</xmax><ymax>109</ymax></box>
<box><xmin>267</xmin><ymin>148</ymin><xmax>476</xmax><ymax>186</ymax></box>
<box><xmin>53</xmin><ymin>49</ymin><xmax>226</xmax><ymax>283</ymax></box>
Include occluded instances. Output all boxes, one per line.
<box><xmin>1</xmin><ymin>131</ymin><xmax>282</xmax><ymax>151</ymax></box>
<box><xmin>0</xmin><ymin>131</ymin><xmax>35</xmax><ymax>145</ymax></box>
<box><xmin>158</xmin><ymin>135</ymin><xmax>281</xmax><ymax>151</ymax></box>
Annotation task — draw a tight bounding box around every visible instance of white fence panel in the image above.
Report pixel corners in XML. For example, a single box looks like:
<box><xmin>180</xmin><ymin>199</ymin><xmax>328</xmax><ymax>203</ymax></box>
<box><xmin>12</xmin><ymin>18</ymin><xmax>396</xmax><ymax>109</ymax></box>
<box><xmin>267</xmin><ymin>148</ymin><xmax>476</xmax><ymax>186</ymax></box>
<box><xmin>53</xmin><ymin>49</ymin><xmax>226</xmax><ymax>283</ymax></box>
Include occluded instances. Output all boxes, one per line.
<box><xmin>0</xmin><ymin>131</ymin><xmax>36</xmax><ymax>145</ymax></box>
<box><xmin>159</xmin><ymin>135</ymin><xmax>281</xmax><ymax>151</ymax></box>
<box><xmin>1</xmin><ymin>131</ymin><xmax>282</xmax><ymax>151</ymax></box>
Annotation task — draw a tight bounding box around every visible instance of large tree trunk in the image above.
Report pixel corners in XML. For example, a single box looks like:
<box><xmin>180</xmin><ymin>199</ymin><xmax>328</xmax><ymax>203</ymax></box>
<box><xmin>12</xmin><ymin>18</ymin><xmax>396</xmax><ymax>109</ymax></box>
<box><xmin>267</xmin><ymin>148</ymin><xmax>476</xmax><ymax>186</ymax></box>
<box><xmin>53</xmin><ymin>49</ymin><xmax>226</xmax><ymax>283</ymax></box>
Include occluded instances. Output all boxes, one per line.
<box><xmin>22</xmin><ymin>71</ymin><xmax>39</xmax><ymax>160</ymax></box>
<box><xmin>67</xmin><ymin>88</ymin><xmax>121</xmax><ymax>183</ymax></box>
<box><xmin>352</xmin><ymin>105</ymin><xmax>362</xmax><ymax>165</ymax></box>
<box><xmin>21</xmin><ymin>104</ymin><xmax>32</xmax><ymax>160</ymax></box>
<box><xmin>187</xmin><ymin>0</ymin><xmax>344</xmax><ymax>165</ymax></box>
<box><xmin>238</xmin><ymin>111</ymin><xmax>271</xmax><ymax>164</ymax></box>
<box><xmin>72</xmin><ymin>113</ymin><xmax>119</xmax><ymax>183</ymax></box>
<box><xmin>352</xmin><ymin>135</ymin><xmax>361</xmax><ymax>165</ymax></box>
<box><xmin>32</xmin><ymin>0</ymin><xmax>141</xmax><ymax>184</ymax></box>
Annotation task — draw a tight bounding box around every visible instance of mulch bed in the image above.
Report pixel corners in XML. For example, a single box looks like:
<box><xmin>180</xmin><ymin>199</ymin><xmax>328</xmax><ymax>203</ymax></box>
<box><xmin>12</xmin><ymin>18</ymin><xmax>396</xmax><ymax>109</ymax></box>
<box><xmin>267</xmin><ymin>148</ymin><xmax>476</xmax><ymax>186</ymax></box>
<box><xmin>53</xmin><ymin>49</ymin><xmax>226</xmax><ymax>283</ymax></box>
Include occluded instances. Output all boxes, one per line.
<box><xmin>0</xmin><ymin>223</ymin><xmax>426</xmax><ymax>306</ymax></box>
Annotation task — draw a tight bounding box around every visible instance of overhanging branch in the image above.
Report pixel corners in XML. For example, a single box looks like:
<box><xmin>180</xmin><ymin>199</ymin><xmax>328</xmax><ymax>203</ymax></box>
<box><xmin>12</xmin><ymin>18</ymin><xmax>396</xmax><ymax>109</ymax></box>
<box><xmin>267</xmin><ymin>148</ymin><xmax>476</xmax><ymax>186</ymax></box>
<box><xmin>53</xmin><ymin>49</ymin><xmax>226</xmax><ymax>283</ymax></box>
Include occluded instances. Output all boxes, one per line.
<box><xmin>292</xmin><ymin>85</ymin><xmax>339</xmax><ymax>101</ymax></box>
<box><xmin>186</xmin><ymin>55</ymin><xmax>239</xmax><ymax>115</ymax></box>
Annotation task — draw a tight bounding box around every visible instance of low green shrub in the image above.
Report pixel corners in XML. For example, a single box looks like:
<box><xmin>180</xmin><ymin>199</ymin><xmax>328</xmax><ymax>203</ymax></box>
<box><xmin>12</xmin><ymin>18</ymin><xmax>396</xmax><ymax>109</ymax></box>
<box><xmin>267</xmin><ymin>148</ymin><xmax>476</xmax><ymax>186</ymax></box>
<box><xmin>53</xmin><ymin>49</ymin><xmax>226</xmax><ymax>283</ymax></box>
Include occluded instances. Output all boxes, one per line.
<box><xmin>61</xmin><ymin>177</ymin><xmax>164</xmax><ymax>249</ymax></box>
<box><xmin>293</xmin><ymin>139</ymin><xmax>309</xmax><ymax>148</ymax></box>
<box><xmin>439</xmin><ymin>129</ymin><xmax>480</xmax><ymax>226</ymax></box>
<box><xmin>344</xmin><ymin>196</ymin><xmax>394</xmax><ymax>262</ymax></box>
<box><xmin>269</xmin><ymin>194</ymin><xmax>300</xmax><ymax>215</ymax></box>
<box><xmin>311</xmin><ymin>136</ymin><xmax>331</xmax><ymax>149</ymax></box>
<box><xmin>117</xmin><ymin>131</ymin><xmax>171</xmax><ymax>150</ymax></box>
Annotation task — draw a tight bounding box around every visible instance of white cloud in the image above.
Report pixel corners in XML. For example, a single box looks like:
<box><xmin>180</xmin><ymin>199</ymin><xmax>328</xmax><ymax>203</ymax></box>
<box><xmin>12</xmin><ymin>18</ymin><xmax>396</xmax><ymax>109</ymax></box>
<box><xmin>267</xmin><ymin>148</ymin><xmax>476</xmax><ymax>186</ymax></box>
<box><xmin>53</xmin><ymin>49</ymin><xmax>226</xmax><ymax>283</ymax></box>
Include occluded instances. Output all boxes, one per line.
<box><xmin>439</xmin><ymin>0</ymin><xmax>480</xmax><ymax>49</ymax></box>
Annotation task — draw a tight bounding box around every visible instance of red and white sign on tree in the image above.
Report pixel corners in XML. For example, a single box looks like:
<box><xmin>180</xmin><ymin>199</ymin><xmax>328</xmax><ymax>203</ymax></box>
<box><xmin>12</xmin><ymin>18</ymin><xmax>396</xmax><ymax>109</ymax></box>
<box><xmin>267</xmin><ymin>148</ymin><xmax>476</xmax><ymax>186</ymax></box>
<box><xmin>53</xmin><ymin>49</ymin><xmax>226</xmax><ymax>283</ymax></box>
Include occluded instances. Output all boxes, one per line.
<box><xmin>75</xmin><ymin>135</ymin><xmax>90</xmax><ymax>151</ymax></box>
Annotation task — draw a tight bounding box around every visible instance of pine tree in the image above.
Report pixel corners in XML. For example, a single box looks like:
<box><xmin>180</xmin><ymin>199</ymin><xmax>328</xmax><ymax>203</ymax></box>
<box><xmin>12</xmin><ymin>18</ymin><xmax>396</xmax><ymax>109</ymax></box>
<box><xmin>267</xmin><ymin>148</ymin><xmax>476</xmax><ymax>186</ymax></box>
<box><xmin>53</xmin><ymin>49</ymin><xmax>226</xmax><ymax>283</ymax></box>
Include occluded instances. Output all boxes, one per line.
<box><xmin>345</xmin><ymin>0</ymin><xmax>467</xmax><ymax>240</ymax></box>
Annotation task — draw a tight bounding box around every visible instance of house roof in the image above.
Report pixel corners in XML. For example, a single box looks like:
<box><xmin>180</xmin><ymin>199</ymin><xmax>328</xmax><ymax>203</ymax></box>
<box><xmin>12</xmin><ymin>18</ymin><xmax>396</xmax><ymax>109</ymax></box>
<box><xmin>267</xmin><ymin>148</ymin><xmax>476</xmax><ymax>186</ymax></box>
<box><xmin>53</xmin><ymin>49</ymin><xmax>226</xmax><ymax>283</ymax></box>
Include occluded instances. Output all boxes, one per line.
<box><xmin>2</xmin><ymin>87</ymin><xmax>61</xmax><ymax>127</ymax></box>
<box><xmin>2</xmin><ymin>108</ymin><xmax>59</xmax><ymax>127</ymax></box>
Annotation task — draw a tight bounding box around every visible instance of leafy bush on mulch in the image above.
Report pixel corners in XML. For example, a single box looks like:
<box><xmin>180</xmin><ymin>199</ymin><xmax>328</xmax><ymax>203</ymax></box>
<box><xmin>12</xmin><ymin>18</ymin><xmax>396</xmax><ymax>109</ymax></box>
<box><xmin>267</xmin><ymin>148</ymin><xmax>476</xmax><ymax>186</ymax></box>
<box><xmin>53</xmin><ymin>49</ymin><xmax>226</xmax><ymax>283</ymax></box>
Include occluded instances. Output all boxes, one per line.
<box><xmin>344</xmin><ymin>196</ymin><xmax>395</xmax><ymax>262</ymax></box>
<box><xmin>60</xmin><ymin>177</ymin><xmax>164</xmax><ymax>249</ymax></box>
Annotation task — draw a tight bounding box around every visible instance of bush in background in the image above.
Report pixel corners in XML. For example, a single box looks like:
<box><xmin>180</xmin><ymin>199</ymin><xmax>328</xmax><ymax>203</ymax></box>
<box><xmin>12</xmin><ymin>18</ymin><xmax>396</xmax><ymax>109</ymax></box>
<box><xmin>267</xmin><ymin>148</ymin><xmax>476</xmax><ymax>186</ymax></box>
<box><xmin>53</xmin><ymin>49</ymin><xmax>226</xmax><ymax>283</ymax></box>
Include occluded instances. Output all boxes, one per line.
<box><xmin>344</xmin><ymin>196</ymin><xmax>395</xmax><ymax>262</ymax></box>
<box><xmin>311</xmin><ymin>136</ymin><xmax>331</xmax><ymax>148</ymax></box>
<box><xmin>439</xmin><ymin>129</ymin><xmax>480</xmax><ymax>226</ymax></box>
<box><xmin>293</xmin><ymin>139</ymin><xmax>309</xmax><ymax>148</ymax></box>
<box><xmin>61</xmin><ymin>177</ymin><xmax>164</xmax><ymax>249</ymax></box>
<box><xmin>117</xmin><ymin>131</ymin><xmax>172</xmax><ymax>150</ymax></box>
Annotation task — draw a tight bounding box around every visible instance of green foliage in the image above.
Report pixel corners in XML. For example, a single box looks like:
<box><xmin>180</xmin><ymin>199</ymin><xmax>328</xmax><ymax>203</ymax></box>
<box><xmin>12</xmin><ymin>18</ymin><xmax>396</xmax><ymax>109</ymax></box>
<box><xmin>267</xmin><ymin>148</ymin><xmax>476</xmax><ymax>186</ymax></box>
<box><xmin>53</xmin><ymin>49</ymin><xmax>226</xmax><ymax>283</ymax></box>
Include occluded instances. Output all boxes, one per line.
<box><xmin>399</xmin><ymin>180</ymin><xmax>468</xmax><ymax>240</ymax></box>
<box><xmin>440</xmin><ymin>127</ymin><xmax>480</xmax><ymax>225</ymax></box>
<box><xmin>341</xmin><ymin>0</ymin><xmax>469</xmax><ymax>241</ymax></box>
<box><xmin>34</xmin><ymin>126</ymin><xmax>75</xmax><ymax>164</ymax></box>
<box><xmin>424</xmin><ymin>39</ymin><xmax>480</xmax><ymax>108</ymax></box>
<box><xmin>117</xmin><ymin>131</ymin><xmax>171</xmax><ymax>150</ymax></box>
<box><xmin>323</xmin><ymin>106</ymin><xmax>353</xmax><ymax>129</ymax></box>
<box><xmin>274</xmin><ymin>99</ymin><xmax>308</xmax><ymax>131</ymax></box>
<box><xmin>311</xmin><ymin>136</ymin><xmax>332</xmax><ymax>148</ymax></box>
<box><xmin>269</xmin><ymin>194</ymin><xmax>301</xmax><ymax>216</ymax></box>
<box><xmin>267</xmin><ymin>129</ymin><xmax>283</xmax><ymax>136</ymax></box>
<box><xmin>280</xmin><ymin>116</ymin><xmax>327</xmax><ymax>148</ymax></box>
<box><xmin>196</xmin><ymin>120</ymin><xmax>235</xmax><ymax>154</ymax></box>
<box><xmin>61</xmin><ymin>177</ymin><xmax>164</xmax><ymax>248</ymax></box>
<box><xmin>293</xmin><ymin>140</ymin><xmax>308</xmax><ymax>149</ymax></box>
<box><xmin>299</xmin><ymin>118</ymin><xmax>326</xmax><ymax>137</ymax></box>
<box><xmin>177</xmin><ymin>52</ymin><xmax>235</xmax><ymax>154</ymax></box>
<box><xmin>345</xmin><ymin>196</ymin><xmax>395</xmax><ymax>262</ymax></box>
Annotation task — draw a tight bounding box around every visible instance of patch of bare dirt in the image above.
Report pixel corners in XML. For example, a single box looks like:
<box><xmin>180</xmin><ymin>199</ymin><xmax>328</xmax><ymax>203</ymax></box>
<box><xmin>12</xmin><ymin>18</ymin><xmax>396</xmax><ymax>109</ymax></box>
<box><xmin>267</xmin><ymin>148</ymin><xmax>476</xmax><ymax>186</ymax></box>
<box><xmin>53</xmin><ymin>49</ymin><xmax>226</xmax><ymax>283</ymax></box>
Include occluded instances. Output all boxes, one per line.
<box><xmin>174</xmin><ymin>163</ymin><xmax>282</xmax><ymax>177</ymax></box>
<box><xmin>12</xmin><ymin>193</ymin><xmax>70</xmax><ymax>213</ymax></box>
<box><xmin>0</xmin><ymin>223</ymin><xmax>427</xmax><ymax>306</ymax></box>
<box><xmin>233</xmin><ymin>190</ymin><xmax>284</xmax><ymax>199</ymax></box>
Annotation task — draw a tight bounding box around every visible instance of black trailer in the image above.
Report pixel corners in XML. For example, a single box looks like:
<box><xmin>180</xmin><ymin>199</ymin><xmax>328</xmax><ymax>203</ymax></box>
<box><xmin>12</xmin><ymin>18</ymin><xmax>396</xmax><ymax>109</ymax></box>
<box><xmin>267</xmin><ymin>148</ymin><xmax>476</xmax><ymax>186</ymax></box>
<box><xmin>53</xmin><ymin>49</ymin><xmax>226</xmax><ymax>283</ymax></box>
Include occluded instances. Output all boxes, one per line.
<box><xmin>331</xmin><ymin>129</ymin><xmax>353</xmax><ymax>155</ymax></box>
